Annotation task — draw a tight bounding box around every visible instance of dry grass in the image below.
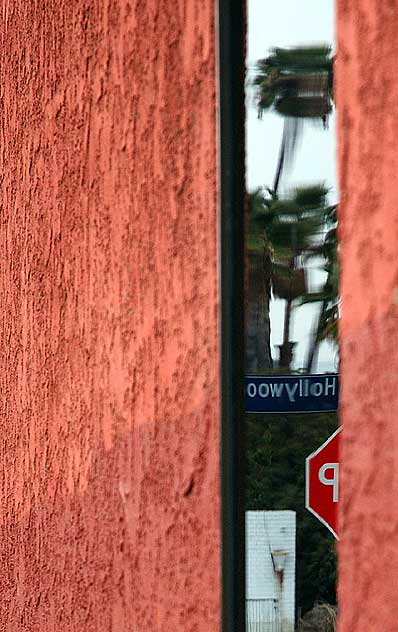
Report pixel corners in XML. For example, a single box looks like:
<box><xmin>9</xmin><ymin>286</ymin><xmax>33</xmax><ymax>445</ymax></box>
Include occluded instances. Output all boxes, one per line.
<box><xmin>298</xmin><ymin>603</ymin><xmax>337</xmax><ymax>632</ymax></box>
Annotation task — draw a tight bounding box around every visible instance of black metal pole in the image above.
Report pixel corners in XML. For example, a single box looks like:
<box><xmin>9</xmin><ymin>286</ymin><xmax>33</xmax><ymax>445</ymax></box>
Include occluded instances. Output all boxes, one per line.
<box><xmin>218</xmin><ymin>2</ymin><xmax>246</xmax><ymax>631</ymax></box>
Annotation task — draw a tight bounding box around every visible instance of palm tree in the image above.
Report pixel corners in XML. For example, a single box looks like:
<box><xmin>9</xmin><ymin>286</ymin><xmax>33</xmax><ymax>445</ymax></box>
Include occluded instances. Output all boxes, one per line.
<box><xmin>247</xmin><ymin>185</ymin><xmax>330</xmax><ymax>370</ymax></box>
<box><xmin>265</xmin><ymin>185</ymin><xmax>329</xmax><ymax>369</ymax></box>
<box><xmin>253</xmin><ymin>45</ymin><xmax>334</xmax><ymax>192</ymax></box>
<box><xmin>246</xmin><ymin>45</ymin><xmax>334</xmax><ymax>371</ymax></box>
<box><xmin>301</xmin><ymin>202</ymin><xmax>339</xmax><ymax>372</ymax></box>
<box><xmin>246</xmin><ymin>189</ymin><xmax>274</xmax><ymax>371</ymax></box>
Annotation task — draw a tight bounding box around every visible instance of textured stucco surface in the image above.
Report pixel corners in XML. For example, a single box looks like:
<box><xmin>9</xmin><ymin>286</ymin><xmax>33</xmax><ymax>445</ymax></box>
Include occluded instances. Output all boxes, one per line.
<box><xmin>336</xmin><ymin>1</ymin><xmax>398</xmax><ymax>629</ymax></box>
<box><xmin>0</xmin><ymin>1</ymin><xmax>220</xmax><ymax>630</ymax></box>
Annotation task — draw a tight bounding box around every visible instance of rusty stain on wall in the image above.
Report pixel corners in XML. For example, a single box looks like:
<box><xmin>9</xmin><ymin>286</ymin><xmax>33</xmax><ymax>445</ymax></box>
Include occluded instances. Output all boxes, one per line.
<box><xmin>0</xmin><ymin>1</ymin><xmax>220</xmax><ymax>629</ymax></box>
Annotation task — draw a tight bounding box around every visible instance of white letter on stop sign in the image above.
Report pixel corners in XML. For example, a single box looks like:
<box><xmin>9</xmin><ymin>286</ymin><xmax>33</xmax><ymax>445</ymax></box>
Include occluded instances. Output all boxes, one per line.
<box><xmin>318</xmin><ymin>463</ymin><xmax>339</xmax><ymax>502</ymax></box>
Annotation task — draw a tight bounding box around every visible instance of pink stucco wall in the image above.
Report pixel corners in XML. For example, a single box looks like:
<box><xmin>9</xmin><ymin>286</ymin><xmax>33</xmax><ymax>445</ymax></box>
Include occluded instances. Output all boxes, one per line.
<box><xmin>337</xmin><ymin>1</ymin><xmax>398</xmax><ymax>628</ymax></box>
<box><xmin>0</xmin><ymin>1</ymin><xmax>220</xmax><ymax>629</ymax></box>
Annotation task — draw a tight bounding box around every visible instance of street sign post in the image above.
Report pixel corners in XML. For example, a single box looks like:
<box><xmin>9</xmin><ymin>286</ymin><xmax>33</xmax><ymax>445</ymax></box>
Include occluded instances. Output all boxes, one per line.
<box><xmin>305</xmin><ymin>427</ymin><xmax>341</xmax><ymax>539</ymax></box>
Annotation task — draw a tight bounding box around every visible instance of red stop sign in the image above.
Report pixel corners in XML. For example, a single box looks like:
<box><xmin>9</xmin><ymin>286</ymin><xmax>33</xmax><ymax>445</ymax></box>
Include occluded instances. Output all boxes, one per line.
<box><xmin>306</xmin><ymin>427</ymin><xmax>341</xmax><ymax>539</ymax></box>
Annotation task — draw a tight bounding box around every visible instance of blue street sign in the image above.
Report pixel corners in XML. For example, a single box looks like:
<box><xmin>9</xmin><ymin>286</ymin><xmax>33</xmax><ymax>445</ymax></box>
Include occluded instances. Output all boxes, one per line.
<box><xmin>245</xmin><ymin>374</ymin><xmax>339</xmax><ymax>414</ymax></box>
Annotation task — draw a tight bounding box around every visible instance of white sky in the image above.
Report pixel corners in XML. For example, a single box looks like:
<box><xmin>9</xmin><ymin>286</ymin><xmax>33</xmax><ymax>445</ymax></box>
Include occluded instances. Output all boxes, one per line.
<box><xmin>246</xmin><ymin>0</ymin><xmax>338</xmax><ymax>372</ymax></box>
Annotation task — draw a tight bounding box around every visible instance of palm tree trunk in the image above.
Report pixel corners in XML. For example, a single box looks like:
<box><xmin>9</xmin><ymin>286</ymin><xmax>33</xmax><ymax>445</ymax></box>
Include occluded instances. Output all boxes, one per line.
<box><xmin>245</xmin><ymin>295</ymin><xmax>272</xmax><ymax>372</ymax></box>
<box><xmin>246</xmin><ymin>252</ymin><xmax>273</xmax><ymax>372</ymax></box>
<box><xmin>278</xmin><ymin>217</ymin><xmax>298</xmax><ymax>369</ymax></box>
<box><xmin>273</xmin><ymin>123</ymin><xmax>287</xmax><ymax>194</ymax></box>
<box><xmin>279</xmin><ymin>297</ymin><xmax>294</xmax><ymax>369</ymax></box>
<box><xmin>305</xmin><ymin>299</ymin><xmax>327</xmax><ymax>373</ymax></box>
<box><xmin>250</xmin><ymin>124</ymin><xmax>288</xmax><ymax>374</ymax></box>
<box><xmin>273</xmin><ymin>123</ymin><xmax>300</xmax><ymax>371</ymax></box>
<box><xmin>273</xmin><ymin>118</ymin><xmax>300</xmax><ymax>194</ymax></box>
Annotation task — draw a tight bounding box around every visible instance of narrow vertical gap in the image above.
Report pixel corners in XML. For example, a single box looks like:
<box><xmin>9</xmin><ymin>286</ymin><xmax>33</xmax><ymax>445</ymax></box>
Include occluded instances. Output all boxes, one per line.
<box><xmin>218</xmin><ymin>2</ymin><xmax>246</xmax><ymax>631</ymax></box>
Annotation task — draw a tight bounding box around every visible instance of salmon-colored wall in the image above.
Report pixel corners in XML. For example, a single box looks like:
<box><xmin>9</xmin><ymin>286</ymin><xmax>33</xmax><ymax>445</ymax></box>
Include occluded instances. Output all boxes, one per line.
<box><xmin>0</xmin><ymin>1</ymin><xmax>220</xmax><ymax>630</ymax></box>
<box><xmin>337</xmin><ymin>1</ymin><xmax>398</xmax><ymax>628</ymax></box>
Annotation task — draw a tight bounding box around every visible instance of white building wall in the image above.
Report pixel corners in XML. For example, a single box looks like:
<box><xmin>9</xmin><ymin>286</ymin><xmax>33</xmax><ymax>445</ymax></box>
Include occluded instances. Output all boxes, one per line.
<box><xmin>246</xmin><ymin>511</ymin><xmax>296</xmax><ymax>632</ymax></box>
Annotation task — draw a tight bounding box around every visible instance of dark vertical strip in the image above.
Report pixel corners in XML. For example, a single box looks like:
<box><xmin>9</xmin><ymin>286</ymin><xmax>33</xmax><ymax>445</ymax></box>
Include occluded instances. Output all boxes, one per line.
<box><xmin>218</xmin><ymin>1</ymin><xmax>246</xmax><ymax>631</ymax></box>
